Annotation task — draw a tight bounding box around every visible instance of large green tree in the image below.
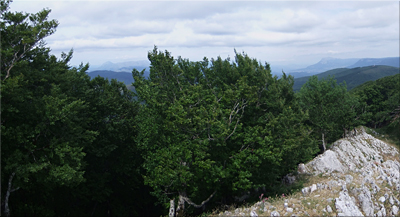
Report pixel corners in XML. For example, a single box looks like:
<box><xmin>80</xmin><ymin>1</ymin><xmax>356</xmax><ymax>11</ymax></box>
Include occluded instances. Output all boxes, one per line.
<box><xmin>1</xmin><ymin>1</ymin><xmax>93</xmax><ymax>215</ymax></box>
<box><xmin>133</xmin><ymin>47</ymin><xmax>317</xmax><ymax>216</ymax></box>
<box><xmin>351</xmin><ymin>74</ymin><xmax>400</xmax><ymax>128</ymax></box>
<box><xmin>297</xmin><ymin>76</ymin><xmax>361</xmax><ymax>152</ymax></box>
<box><xmin>1</xmin><ymin>2</ymin><xmax>158</xmax><ymax>216</ymax></box>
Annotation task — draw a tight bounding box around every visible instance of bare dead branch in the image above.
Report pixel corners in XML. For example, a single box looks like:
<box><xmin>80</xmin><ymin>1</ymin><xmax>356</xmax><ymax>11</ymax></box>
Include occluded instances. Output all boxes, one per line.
<box><xmin>181</xmin><ymin>190</ymin><xmax>217</xmax><ymax>208</ymax></box>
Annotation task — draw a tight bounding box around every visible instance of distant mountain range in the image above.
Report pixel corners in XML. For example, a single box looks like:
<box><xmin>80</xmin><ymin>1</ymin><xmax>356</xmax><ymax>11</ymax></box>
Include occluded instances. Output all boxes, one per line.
<box><xmin>88</xmin><ymin>60</ymin><xmax>150</xmax><ymax>72</ymax></box>
<box><xmin>86</xmin><ymin>70</ymin><xmax>150</xmax><ymax>85</ymax></box>
<box><xmin>288</xmin><ymin>57</ymin><xmax>399</xmax><ymax>78</ymax></box>
<box><xmin>86</xmin><ymin>57</ymin><xmax>399</xmax><ymax>92</ymax></box>
<box><xmin>292</xmin><ymin>65</ymin><xmax>400</xmax><ymax>91</ymax></box>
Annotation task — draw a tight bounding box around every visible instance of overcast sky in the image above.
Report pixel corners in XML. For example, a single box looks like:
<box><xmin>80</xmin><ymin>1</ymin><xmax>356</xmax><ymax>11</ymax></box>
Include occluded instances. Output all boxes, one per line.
<box><xmin>10</xmin><ymin>1</ymin><xmax>400</xmax><ymax>68</ymax></box>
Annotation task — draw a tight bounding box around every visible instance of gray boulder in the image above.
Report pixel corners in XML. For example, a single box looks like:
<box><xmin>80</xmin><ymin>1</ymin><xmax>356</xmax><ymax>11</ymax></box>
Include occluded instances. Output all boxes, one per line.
<box><xmin>392</xmin><ymin>205</ymin><xmax>399</xmax><ymax>215</ymax></box>
<box><xmin>335</xmin><ymin>190</ymin><xmax>364</xmax><ymax>216</ymax></box>
<box><xmin>270</xmin><ymin>211</ymin><xmax>280</xmax><ymax>216</ymax></box>
<box><xmin>358</xmin><ymin>187</ymin><xmax>374</xmax><ymax>216</ymax></box>
<box><xmin>326</xmin><ymin>205</ymin><xmax>333</xmax><ymax>213</ymax></box>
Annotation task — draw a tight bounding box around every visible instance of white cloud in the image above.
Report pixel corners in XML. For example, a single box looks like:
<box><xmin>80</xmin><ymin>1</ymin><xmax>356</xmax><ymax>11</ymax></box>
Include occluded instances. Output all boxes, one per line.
<box><xmin>9</xmin><ymin>1</ymin><xmax>399</xmax><ymax>66</ymax></box>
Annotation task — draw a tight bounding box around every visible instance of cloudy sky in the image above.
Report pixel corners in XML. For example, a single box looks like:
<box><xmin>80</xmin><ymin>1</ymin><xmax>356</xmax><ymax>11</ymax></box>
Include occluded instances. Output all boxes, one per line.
<box><xmin>10</xmin><ymin>1</ymin><xmax>400</xmax><ymax>69</ymax></box>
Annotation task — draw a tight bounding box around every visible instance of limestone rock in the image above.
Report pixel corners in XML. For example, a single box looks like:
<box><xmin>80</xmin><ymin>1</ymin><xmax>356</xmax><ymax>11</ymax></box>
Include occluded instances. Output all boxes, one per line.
<box><xmin>250</xmin><ymin>210</ymin><xmax>258</xmax><ymax>217</ymax></box>
<box><xmin>220</xmin><ymin>127</ymin><xmax>400</xmax><ymax>217</ymax></box>
<box><xmin>389</xmin><ymin>195</ymin><xmax>395</xmax><ymax>205</ymax></box>
<box><xmin>270</xmin><ymin>211</ymin><xmax>280</xmax><ymax>216</ymax></box>
<box><xmin>310</xmin><ymin>184</ymin><xmax>317</xmax><ymax>193</ymax></box>
<box><xmin>345</xmin><ymin>174</ymin><xmax>353</xmax><ymax>184</ymax></box>
<box><xmin>379</xmin><ymin>204</ymin><xmax>386</xmax><ymax>216</ymax></box>
<box><xmin>307</xmin><ymin>150</ymin><xmax>346</xmax><ymax>174</ymax></box>
<box><xmin>298</xmin><ymin>163</ymin><xmax>308</xmax><ymax>174</ymax></box>
<box><xmin>326</xmin><ymin>205</ymin><xmax>332</xmax><ymax>213</ymax></box>
<box><xmin>358</xmin><ymin>186</ymin><xmax>374</xmax><ymax>216</ymax></box>
<box><xmin>301</xmin><ymin>187</ymin><xmax>309</xmax><ymax>196</ymax></box>
<box><xmin>392</xmin><ymin>205</ymin><xmax>399</xmax><ymax>215</ymax></box>
<box><xmin>335</xmin><ymin>190</ymin><xmax>364</xmax><ymax>216</ymax></box>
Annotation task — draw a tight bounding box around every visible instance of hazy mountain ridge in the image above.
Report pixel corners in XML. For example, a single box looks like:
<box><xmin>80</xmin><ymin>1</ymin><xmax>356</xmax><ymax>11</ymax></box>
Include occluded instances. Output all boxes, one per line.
<box><xmin>348</xmin><ymin>57</ymin><xmax>400</xmax><ymax>68</ymax></box>
<box><xmin>287</xmin><ymin>57</ymin><xmax>399</xmax><ymax>78</ymax></box>
<box><xmin>293</xmin><ymin>65</ymin><xmax>400</xmax><ymax>91</ymax></box>
<box><xmin>88</xmin><ymin>60</ymin><xmax>150</xmax><ymax>72</ymax></box>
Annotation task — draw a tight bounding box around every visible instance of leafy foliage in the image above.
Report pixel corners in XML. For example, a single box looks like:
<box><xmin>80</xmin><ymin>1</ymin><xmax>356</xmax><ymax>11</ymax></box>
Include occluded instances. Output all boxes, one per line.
<box><xmin>1</xmin><ymin>1</ymin><xmax>159</xmax><ymax>216</ymax></box>
<box><xmin>351</xmin><ymin>73</ymin><xmax>400</xmax><ymax>129</ymax></box>
<box><xmin>297</xmin><ymin>76</ymin><xmax>362</xmax><ymax>150</ymax></box>
<box><xmin>133</xmin><ymin>47</ymin><xmax>318</xmax><ymax>215</ymax></box>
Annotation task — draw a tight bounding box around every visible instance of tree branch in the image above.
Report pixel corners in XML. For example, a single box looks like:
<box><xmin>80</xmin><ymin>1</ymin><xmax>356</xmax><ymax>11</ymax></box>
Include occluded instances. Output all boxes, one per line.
<box><xmin>181</xmin><ymin>190</ymin><xmax>217</xmax><ymax>208</ymax></box>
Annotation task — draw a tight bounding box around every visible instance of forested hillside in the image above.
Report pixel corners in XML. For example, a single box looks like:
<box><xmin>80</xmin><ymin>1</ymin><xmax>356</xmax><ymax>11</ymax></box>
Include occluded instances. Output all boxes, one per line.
<box><xmin>350</xmin><ymin>74</ymin><xmax>400</xmax><ymax>139</ymax></box>
<box><xmin>293</xmin><ymin>65</ymin><xmax>399</xmax><ymax>91</ymax></box>
<box><xmin>1</xmin><ymin>1</ymin><xmax>399</xmax><ymax>216</ymax></box>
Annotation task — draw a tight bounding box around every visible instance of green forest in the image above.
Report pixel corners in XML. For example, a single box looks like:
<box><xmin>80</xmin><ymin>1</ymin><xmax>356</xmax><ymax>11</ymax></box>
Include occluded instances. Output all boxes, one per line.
<box><xmin>1</xmin><ymin>2</ymin><xmax>399</xmax><ymax>216</ymax></box>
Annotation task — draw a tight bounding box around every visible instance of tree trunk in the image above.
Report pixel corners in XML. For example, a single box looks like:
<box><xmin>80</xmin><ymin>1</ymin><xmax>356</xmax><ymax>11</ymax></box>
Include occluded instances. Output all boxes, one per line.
<box><xmin>176</xmin><ymin>193</ymin><xmax>186</xmax><ymax>217</ymax></box>
<box><xmin>322</xmin><ymin>133</ymin><xmax>326</xmax><ymax>153</ymax></box>
<box><xmin>169</xmin><ymin>198</ymin><xmax>175</xmax><ymax>217</ymax></box>
<box><xmin>4</xmin><ymin>172</ymin><xmax>19</xmax><ymax>217</ymax></box>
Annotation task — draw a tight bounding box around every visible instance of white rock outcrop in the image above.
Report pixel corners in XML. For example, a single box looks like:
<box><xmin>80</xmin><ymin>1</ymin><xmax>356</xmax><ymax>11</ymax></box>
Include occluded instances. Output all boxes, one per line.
<box><xmin>220</xmin><ymin>127</ymin><xmax>399</xmax><ymax>217</ymax></box>
<box><xmin>335</xmin><ymin>190</ymin><xmax>364</xmax><ymax>216</ymax></box>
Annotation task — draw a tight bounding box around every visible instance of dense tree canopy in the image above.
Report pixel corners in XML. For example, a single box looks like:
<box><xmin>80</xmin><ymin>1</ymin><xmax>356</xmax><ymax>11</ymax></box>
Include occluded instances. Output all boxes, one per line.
<box><xmin>132</xmin><ymin>47</ymin><xmax>318</xmax><ymax>215</ymax></box>
<box><xmin>1</xmin><ymin>1</ymin><xmax>158</xmax><ymax>216</ymax></box>
<box><xmin>296</xmin><ymin>76</ymin><xmax>361</xmax><ymax>152</ymax></box>
<box><xmin>351</xmin><ymin>74</ymin><xmax>400</xmax><ymax>128</ymax></box>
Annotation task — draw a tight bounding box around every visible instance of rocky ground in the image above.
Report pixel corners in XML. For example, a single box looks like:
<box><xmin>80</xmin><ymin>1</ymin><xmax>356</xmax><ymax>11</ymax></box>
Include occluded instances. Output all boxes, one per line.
<box><xmin>216</xmin><ymin>127</ymin><xmax>400</xmax><ymax>216</ymax></box>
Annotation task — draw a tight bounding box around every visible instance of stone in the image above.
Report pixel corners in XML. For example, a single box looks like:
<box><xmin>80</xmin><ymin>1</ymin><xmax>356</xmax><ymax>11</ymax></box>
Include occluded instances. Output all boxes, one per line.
<box><xmin>371</xmin><ymin>183</ymin><xmax>381</xmax><ymax>194</ymax></box>
<box><xmin>358</xmin><ymin>187</ymin><xmax>374</xmax><ymax>216</ymax></box>
<box><xmin>298</xmin><ymin>163</ymin><xmax>307</xmax><ymax>174</ymax></box>
<box><xmin>219</xmin><ymin>128</ymin><xmax>400</xmax><ymax>217</ymax></box>
<box><xmin>301</xmin><ymin>187</ymin><xmax>309</xmax><ymax>196</ymax></box>
<box><xmin>310</xmin><ymin>184</ymin><xmax>317</xmax><ymax>193</ymax></box>
<box><xmin>384</xmin><ymin>193</ymin><xmax>389</xmax><ymax>200</ymax></box>
<box><xmin>224</xmin><ymin>211</ymin><xmax>232</xmax><ymax>216</ymax></box>
<box><xmin>389</xmin><ymin>195</ymin><xmax>395</xmax><ymax>205</ymax></box>
<box><xmin>380</xmin><ymin>205</ymin><xmax>386</xmax><ymax>216</ymax></box>
<box><xmin>308</xmin><ymin>150</ymin><xmax>346</xmax><ymax>174</ymax></box>
<box><xmin>270</xmin><ymin>211</ymin><xmax>280</xmax><ymax>216</ymax></box>
<box><xmin>345</xmin><ymin>174</ymin><xmax>353</xmax><ymax>184</ymax></box>
<box><xmin>335</xmin><ymin>190</ymin><xmax>364</xmax><ymax>216</ymax></box>
<box><xmin>326</xmin><ymin>205</ymin><xmax>333</xmax><ymax>213</ymax></box>
<box><xmin>392</xmin><ymin>205</ymin><xmax>399</xmax><ymax>215</ymax></box>
<box><xmin>250</xmin><ymin>210</ymin><xmax>258</xmax><ymax>217</ymax></box>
